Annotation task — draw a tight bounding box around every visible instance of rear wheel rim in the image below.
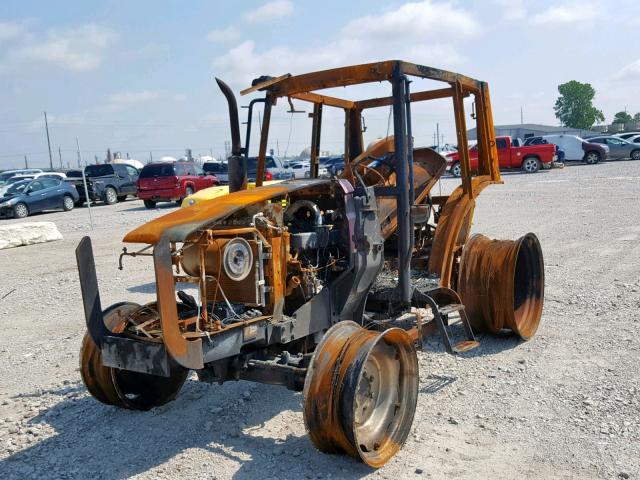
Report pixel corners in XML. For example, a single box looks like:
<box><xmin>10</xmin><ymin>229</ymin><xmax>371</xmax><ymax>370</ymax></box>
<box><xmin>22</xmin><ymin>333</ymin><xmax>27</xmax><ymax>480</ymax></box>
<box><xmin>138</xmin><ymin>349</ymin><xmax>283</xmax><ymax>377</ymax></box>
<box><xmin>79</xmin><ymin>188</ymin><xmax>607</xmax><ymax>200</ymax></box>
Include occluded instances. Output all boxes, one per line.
<box><xmin>452</xmin><ymin>163</ymin><xmax>461</xmax><ymax>176</ymax></box>
<box><xmin>524</xmin><ymin>159</ymin><xmax>537</xmax><ymax>172</ymax></box>
<box><xmin>64</xmin><ymin>196</ymin><xmax>74</xmax><ymax>210</ymax></box>
<box><xmin>106</xmin><ymin>188</ymin><xmax>117</xmax><ymax>203</ymax></box>
<box><xmin>586</xmin><ymin>153</ymin><xmax>598</xmax><ymax>164</ymax></box>
<box><xmin>632</xmin><ymin>151</ymin><xmax>640</xmax><ymax>160</ymax></box>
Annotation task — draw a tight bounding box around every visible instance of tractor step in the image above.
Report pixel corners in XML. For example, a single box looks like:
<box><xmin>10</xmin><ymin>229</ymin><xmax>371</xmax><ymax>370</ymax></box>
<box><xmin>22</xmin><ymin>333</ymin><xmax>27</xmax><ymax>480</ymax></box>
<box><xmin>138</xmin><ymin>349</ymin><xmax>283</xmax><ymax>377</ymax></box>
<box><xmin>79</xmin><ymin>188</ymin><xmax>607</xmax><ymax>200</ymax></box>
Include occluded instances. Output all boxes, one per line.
<box><xmin>452</xmin><ymin>340</ymin><xmax>480</xmax><ymax>353</ymax></box>
<box><xmin>438</xmin><ymin>303</ymin><xmax>465</xmax><ymax>316</ymax></box>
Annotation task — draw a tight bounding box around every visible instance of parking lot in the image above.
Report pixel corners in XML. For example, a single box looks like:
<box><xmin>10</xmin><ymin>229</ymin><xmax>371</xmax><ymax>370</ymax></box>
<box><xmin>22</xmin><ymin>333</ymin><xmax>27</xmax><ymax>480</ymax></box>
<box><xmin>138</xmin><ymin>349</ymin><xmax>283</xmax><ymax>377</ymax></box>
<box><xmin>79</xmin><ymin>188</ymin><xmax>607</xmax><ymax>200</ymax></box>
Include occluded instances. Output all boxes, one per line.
<box><xmin>1</xmin><ymin>161</ymin><xmax>639</xmax><ymax>479</ymax></box>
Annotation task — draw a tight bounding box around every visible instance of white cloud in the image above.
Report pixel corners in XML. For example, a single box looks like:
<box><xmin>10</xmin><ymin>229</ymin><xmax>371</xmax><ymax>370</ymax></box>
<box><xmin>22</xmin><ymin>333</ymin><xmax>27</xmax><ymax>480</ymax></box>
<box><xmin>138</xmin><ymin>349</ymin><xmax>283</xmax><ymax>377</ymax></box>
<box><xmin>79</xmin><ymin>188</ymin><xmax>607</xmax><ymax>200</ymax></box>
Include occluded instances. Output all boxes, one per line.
<box><xmin>344</xmin><ymin>0</ymin><xmax>480</xmax><ymax>39</ymax></box>
<box><xmin>531</xmin><ymin>2</ymin><xmax>600</xmax><ymax>26</ymax></box>
<box><xmin>612</xmin><ymin>59</ymin><xmax>640</xmax><ymax>82</ymax></box>
<box><xmin>215</xmin><ymin>1</ymin><xmax>478</xmax><ymax>86</ymax></box>
<box><xmin>206</xmin><ymin>26</ymin><xmax>241</xmax><ymax>44</ymax></box>
<box><xmin>493</xmin><ymin>0</ymin><xmax>526</xmax><ymax>20</ymax></box>
<box><xmin>13</xmin><ymin>24</ymin><xmax>117</xmax><ymax>71</ymax></box>
<box><xmin>0</xmin><ymin>21</ymin><xmax>25</xmax><ymax>41</ymax></box>
<box><xmin>243</xmin><ymin>0</ymin><xmax>294</xmax><ymax>24</ymax></box>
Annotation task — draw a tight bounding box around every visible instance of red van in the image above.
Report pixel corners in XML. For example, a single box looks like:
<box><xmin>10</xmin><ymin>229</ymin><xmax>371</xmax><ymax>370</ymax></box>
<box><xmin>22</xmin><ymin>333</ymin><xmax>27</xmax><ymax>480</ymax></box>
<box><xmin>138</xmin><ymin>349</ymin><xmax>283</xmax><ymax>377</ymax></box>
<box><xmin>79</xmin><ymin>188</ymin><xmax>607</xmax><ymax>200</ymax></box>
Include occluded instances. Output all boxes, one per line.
<box><xmin>137</xmin><ymin>162</ymin><xmax>218</xmax><ymax>208</ymax></box>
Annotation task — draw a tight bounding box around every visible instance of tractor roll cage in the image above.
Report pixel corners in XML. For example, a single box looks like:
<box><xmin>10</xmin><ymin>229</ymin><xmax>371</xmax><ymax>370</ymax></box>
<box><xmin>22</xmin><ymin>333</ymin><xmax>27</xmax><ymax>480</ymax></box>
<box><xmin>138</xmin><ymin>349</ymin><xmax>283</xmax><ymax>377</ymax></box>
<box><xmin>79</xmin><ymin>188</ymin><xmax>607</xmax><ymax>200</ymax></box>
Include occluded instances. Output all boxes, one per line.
<box><xmin>239</xmin><ymin>60</ymin><xmax>502</xmax><ymax>305</ymax></box>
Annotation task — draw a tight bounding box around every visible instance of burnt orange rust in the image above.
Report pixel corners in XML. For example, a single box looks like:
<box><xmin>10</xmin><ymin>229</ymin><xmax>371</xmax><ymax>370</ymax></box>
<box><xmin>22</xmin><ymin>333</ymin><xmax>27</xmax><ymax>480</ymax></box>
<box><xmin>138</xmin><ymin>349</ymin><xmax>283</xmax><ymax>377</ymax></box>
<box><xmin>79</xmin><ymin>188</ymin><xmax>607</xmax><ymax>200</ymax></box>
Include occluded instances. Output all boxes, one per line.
<box><xmin>458</xmin><ymin>233</ymin><xmax>544</xmax><ymax>339</ymax></box>
<box><xmin>154</xmin><ymin>236</ymin><xmax>204</xmax><ymax>369</ymax></box>
<box><xmin>303</xmin><ymin>322</ymin><xmax>418</xmax><ymax>468</ymax></box>
<box><xmin>123</xmin><ymin>179</ymin><xmax>330</xmax><ymax>245</ymax></box>
<box><xmin>428</xmin><ymin>176</ymin><xmax>497</xmax><ymax>287</ymax></box>
<box><xmin>79</xmin><ymin>302</ymin><xmax>188</xmax><ymax>410</ymax></box>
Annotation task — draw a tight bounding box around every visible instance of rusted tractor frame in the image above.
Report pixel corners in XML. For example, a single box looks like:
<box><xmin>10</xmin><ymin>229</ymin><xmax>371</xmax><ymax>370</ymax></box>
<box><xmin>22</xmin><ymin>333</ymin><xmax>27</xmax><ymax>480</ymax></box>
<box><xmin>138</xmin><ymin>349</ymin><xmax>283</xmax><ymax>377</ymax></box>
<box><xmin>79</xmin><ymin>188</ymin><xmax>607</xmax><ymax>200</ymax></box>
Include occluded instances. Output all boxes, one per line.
<box><xmin>76</xmin><ymin>60</ymin><xmax>545</xmax><ymax>468</ymax></box>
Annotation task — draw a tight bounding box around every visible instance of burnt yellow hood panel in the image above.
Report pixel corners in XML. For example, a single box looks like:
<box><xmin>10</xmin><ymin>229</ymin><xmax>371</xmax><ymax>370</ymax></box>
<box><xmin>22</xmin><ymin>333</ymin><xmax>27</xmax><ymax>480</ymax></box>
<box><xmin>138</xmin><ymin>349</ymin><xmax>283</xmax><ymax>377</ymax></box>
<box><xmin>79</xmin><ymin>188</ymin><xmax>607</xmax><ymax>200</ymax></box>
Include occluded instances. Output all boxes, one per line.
<box><xmin>123</xmin><ymin>179</ymin><xmax>330</xmax><ymax>244</ymax></box>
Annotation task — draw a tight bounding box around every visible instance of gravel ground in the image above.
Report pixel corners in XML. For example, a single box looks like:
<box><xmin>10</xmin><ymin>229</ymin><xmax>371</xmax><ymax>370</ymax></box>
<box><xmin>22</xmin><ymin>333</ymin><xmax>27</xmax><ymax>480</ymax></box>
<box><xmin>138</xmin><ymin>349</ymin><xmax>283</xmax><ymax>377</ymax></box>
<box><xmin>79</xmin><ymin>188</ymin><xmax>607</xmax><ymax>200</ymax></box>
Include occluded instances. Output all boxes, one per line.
<box><xmin>0</xmin><ymin>161</ymin><xmax>639</xmax><ymax>480</ymax></box>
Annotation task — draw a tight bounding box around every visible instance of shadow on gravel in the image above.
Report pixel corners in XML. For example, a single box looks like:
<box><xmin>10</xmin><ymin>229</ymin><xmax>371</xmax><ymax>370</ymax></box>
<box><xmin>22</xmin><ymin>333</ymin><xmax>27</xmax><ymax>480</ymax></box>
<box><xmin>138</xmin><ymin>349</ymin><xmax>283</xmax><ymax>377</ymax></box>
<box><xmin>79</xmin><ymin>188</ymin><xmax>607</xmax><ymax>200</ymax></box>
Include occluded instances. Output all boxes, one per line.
<box><xmin>422</xmin><ymin>331</ymin><xmax>522</xmax><ymax>358</ymax></box>
<box><xmin>1</xmin><ymin>379</ymin><xmax>374</xmax><ymax>480</ymax></box>
<box><xmin>122</xmin><ymin>204</ymin><xmax>179</xmax><ymax>213</ymax></box>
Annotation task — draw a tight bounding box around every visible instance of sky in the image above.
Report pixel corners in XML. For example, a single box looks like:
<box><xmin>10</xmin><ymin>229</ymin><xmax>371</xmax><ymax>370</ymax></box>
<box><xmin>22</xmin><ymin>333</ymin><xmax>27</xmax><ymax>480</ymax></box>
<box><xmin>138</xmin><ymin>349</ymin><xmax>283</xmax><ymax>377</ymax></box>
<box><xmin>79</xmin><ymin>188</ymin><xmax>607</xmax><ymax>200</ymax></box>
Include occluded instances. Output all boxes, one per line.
<box><xmin>1</xmin><ymin>0</ymin><xmax>639</xmax><ymax>169</ymax></box>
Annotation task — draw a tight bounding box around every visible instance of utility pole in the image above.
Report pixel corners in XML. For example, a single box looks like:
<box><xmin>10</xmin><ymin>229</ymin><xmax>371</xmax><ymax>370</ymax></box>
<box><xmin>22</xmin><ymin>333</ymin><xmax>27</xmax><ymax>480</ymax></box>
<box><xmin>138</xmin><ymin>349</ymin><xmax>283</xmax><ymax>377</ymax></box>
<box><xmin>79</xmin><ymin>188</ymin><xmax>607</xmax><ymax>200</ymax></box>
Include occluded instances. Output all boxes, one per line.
<box><xmin>436</xmin><ymin>123</ymin><xmax>440</xmax><ymax>149</ymax></box>
<box><xmin>149</xmin><ymin>151</ymin><xmax>153</xmax><ymax>163</ymax></box>
<box><xmin>24</xmin><ymin>155</ymin><xmax>28</xmax><ymax>168</ymax></box>
<box><xmin>77</xmin><ymin>137</ymin><xmax>94</xmax><ymax>229</ymax></box>
<box><xmin>58</xmin><ymin>147</ymin><xmax>63</xmax><ymax>169</ymax></box>
<box><xmin>521</xmin><ymin>106</ymin><xmax>524</xmax><ymax>125</ymax></box>
<box><xmin>44</xmin><ymin>111</ymin><xmax>53</xmax><ymax>171</ymax></box>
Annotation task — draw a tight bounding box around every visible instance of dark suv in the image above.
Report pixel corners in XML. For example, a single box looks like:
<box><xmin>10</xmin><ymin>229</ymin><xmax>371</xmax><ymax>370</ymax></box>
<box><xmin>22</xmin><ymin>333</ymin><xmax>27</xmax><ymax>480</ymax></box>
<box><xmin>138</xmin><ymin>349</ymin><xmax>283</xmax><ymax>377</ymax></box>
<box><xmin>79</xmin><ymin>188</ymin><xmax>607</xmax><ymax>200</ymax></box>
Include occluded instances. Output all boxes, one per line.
<box><xmin>68</xmin><ymin>163</ymin><xmax>140</xmax><ymax>206</ymax></box>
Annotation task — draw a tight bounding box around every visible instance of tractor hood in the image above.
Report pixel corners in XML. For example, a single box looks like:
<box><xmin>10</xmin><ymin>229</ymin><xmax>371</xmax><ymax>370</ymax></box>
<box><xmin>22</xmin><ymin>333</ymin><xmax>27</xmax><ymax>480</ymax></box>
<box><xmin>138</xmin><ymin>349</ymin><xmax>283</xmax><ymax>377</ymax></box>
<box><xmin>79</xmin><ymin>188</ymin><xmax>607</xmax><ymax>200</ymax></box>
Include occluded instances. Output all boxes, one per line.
<box><xmin>123</xmin><ymin>178</ymin><xmax>332</xmax><ymax>245</ymax></box>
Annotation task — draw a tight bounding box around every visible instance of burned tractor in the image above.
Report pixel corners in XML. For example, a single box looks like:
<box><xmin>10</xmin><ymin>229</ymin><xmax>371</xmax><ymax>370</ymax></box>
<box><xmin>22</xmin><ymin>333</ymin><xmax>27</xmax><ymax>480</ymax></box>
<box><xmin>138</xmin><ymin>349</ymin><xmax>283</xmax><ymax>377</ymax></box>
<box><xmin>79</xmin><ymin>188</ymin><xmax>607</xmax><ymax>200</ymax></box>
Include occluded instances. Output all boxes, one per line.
<box><xmin>76</xmin><ymin>60</ymin><xmax>544</xmax><ymax>467</ymax></box>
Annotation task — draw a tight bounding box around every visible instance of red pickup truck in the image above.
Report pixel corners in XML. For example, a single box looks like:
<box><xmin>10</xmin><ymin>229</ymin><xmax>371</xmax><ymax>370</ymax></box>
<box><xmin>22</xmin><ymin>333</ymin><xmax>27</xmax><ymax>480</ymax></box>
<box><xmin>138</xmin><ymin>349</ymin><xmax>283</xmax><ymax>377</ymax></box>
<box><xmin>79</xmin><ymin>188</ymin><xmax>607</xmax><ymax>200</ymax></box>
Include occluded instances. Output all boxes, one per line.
<box><xmin>446</xmin><ymin>136</ymin><xmax>556</xmax><ymax>176</ymax></box>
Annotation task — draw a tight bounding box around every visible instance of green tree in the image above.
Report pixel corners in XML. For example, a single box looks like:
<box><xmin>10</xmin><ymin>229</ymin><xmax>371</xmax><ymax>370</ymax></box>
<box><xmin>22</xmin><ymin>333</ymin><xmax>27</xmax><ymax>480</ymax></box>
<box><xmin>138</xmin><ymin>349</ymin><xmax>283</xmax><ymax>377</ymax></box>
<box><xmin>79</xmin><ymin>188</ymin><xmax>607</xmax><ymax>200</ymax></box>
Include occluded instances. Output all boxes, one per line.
<box><xmin>554</xmin><ymin>80</ymin><xmax>604</xmax><ymax>129</ymax></box>
<box><xmin>633</xmin><ymin>112</ymin><xmax>640</xmax><ymax>122</ymax></box>
<box><xmin>612</xmin><ymin>111</ymin><xmax>633</xmax><ymax>124</ymax></box>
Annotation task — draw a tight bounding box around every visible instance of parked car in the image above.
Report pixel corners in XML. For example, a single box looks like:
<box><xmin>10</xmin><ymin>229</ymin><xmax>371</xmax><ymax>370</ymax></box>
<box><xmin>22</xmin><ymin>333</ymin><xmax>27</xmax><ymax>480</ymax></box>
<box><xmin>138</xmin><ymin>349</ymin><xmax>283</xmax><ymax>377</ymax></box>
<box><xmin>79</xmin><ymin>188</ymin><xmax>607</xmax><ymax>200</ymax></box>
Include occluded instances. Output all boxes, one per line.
<box><xmin>66</xmin><ymin>163</ymin><xmax>140</xmax><ymax>206</ymax></box>
<box><xmin>137</xmin><ymin>161</ymin><xmax>218</xmax><ymax>209</ymax></box>
<box><xmin>202</xmin><ymin>162</ymin><xmax>229</xmax><ymax>184</ymax></box>
<box><xmin>246</xmin><ymin>156</ymin><xmax>293</xmax><ymax>182</ymax></box>
<box><xmin>0</xmin><ymin>177</ymin><xmax>79</xmax><ymax>219</ymax></box>
<box><xmin>586</xmin><ymin>136</ymin><xmax>640</xmax><ymax>160</ymax></box>
<box><xmin>523</xmin><ymin>136</ymin><xmax>565</xmax><ymax>164</ymax></box>
<box><xmin>0</xmin><ymin>172</ymin><xmax>68</xmax><ymax>196</ymax></box>
<box><xmin>0</xmin><ymin>169</ymin><xmax>44</xmax><ymax>186</ymax></box>
<box><xmin>543</xmin><ymin>135</ymin><xmax>609</xmax><ymax>164</ymax></box>
<box><xmin>627</xmin><ymin>134</ymin><xmax>640</xmax><ymax>145</ymax></box>
<box><xmin>322</xmin><ymin>155</ymin><xmax>345</xmax><ymax>176</ymax></box>
<box><xmin>446</xmin><ymin>135</ymin><xmax>556</xmax><ymax>176</ymax></box>
<box><xmin>614</xmin><ymin>132</ymin><xmax>640</xmax><ymax>140</ymax></box>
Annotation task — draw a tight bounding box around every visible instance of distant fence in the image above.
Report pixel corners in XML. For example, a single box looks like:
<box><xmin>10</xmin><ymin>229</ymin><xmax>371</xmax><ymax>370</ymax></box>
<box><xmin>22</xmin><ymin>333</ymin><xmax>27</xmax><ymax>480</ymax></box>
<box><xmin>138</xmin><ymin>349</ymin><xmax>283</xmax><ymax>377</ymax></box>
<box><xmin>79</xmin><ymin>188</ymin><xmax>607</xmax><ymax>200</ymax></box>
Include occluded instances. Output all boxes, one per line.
<box><xmin>593</xmin><ymin>121</ymin><xmax>640</xmax><ymax>134</ymax></box>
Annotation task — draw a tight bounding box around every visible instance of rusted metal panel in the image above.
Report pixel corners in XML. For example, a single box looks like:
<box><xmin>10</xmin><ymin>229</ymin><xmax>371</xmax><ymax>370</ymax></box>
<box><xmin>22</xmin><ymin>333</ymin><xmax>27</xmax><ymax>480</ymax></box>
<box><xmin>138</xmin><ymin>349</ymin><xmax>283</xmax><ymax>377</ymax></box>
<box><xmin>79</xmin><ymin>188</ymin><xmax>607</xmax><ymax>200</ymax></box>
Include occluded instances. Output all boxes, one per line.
<box><xmin>255</xmin><ymin>97</ymin><xmax>273</xmax><ymax>187</ymax></box>
<box><xmin>290</xmin><ymin>91</ymin><xmax>355</xmax><ymax>110</ymax></box>
<box><xmin>240</xmin><ymin>73</ymin><xmax>292</xmax><ymax>96</ymax></box>
<box><xmin>154</xmin><ymin>236</ymin><xmax>204</xmax><ymax>369</ymax></box>
<box><xmin>355</xmin><ymin>87</ymin><xmax>456</xmax><ymax>110</ymax></box>
<box><xmin>452</xmin><ymin>80</ymin><xmax>473</xmax><ymax>198</ymax></box>
<box><xmin>458</xmin><ymin>233</ymin><xmax>544</xmax><ymax>339</ymax></box>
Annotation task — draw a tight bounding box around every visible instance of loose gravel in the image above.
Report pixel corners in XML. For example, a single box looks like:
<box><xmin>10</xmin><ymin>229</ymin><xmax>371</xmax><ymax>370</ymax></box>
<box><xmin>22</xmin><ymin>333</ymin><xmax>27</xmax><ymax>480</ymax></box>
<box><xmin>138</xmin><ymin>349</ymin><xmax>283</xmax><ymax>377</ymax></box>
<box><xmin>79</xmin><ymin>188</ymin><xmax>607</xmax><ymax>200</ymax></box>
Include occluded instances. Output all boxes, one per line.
<box><xmin>0</xmin><ymin>161</ymin><xmax>639</xmax><ymax>479</ymax></box>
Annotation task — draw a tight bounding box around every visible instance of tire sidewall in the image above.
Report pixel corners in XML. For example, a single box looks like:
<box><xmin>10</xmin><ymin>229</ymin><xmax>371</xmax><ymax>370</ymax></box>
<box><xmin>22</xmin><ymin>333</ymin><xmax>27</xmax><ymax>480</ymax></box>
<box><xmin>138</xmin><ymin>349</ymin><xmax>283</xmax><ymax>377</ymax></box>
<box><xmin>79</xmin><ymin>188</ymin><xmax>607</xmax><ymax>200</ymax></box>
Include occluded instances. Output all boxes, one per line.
<box><xmin>631</xmin><ymin>150</ymin><xmax>640</xmax><ymax>161</ymax></box>
<box><xmin>585</xmin><ymin>151</ymin><xmax>600</xmax><ymax>164</ymax></box>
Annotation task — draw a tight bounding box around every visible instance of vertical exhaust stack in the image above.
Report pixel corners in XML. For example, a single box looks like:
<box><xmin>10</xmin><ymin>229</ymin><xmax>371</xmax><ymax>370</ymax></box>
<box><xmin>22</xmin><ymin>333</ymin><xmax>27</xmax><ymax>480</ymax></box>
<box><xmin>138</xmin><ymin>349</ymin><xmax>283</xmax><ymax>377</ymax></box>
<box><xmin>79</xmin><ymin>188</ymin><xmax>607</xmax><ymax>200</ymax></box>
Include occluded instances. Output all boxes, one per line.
<box><xmin>215</xmin><ymin>78</ymin><xmax>246</xmax><ymax>192</ymax></box>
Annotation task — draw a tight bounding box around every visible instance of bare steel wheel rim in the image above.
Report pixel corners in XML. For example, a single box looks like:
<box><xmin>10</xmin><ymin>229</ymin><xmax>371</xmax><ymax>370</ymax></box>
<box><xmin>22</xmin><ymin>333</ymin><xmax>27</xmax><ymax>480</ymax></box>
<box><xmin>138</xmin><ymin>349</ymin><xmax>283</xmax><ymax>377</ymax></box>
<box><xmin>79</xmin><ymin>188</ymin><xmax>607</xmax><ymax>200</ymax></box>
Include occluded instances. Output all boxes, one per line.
<box><xmin>586</xmin><ymin>153</ymin><xmax>598</xmax><ymax>164</ymax></box>
<box><xmin>354</xmin><ymin>340</ymin><xmax>401</xmax><ymax>455</ymax></box>
<box><xmin>303</xmin><ymin>322</ymin><xmax>418</xmax><ymax>468</ymax></box>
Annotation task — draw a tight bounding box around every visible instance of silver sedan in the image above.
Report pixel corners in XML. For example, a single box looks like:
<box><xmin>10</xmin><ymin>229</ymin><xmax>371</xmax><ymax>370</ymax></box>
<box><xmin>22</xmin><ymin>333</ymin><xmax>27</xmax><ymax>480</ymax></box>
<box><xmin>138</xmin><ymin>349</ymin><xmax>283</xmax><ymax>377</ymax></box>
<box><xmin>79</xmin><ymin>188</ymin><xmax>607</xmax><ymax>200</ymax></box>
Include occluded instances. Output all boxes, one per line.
<box><xmin>587</xmin><ymin>136</ymin><xmax>640</xmax><ymax>160</ymax></box>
